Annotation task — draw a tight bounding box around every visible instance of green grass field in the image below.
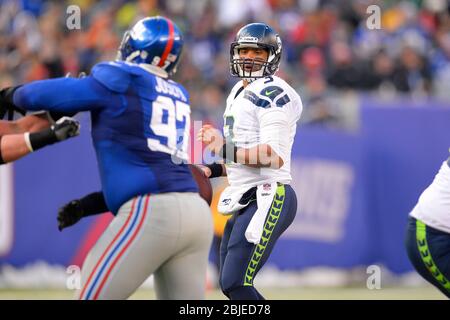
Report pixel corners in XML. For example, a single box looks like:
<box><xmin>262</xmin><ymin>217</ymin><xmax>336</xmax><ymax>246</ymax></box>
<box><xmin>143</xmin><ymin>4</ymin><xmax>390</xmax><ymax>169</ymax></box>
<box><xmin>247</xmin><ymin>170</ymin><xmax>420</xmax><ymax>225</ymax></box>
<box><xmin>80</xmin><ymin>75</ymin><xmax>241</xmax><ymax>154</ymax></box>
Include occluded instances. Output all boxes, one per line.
<box><xmin>0</xmin><ymin>286</ymin><xmax>446</xmax><ymax>300</ymax></box>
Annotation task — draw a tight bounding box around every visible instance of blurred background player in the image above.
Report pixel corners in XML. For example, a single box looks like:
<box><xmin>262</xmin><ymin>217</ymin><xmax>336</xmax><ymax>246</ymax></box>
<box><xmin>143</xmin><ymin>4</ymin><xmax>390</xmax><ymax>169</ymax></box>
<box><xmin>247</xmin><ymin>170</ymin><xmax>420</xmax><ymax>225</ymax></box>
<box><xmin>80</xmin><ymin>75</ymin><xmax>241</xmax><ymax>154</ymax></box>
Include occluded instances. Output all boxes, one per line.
<box><xmin>1</xmin><ymin>16</ymin><xmax>213</xmax><ymax>300</ymax></box>
<box><xmin>405</xmin><ymin>152</ymin><xmax>450</xmax><ymax>298</ymax></box>
<box><xmin>198</xmin><ymin>22</ymin><xmax>302</xmax><ymax>300</ymax></box>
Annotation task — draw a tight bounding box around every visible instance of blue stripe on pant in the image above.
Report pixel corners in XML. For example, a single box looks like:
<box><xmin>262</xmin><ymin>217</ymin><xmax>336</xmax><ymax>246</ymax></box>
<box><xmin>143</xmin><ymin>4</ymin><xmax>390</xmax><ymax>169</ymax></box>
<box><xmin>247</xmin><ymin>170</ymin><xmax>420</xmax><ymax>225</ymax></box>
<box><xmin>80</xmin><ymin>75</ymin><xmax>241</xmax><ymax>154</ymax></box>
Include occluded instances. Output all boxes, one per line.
<box><xmin>405</xmin><ymin>216</ymin><xmax>450</xmax><ymax>298</ymax></box>
<box><xmin>219</xmin><ymin>184</ymin><xmax>297</xmax><ymax>300</ymax></box>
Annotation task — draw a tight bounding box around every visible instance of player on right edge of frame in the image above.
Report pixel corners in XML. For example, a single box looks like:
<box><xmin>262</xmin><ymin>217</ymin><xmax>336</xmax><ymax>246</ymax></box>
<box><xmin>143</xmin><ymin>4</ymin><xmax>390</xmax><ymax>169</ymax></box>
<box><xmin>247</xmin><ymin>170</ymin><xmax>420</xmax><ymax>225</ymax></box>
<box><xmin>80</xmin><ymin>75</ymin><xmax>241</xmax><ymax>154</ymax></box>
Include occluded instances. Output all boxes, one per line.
<box><xmin>405</xmin><ymin>151</ymin><xmax>450</xmax><ymax>298</ymax></box>
<box><xmin>198</xmin><ymin>22</ymin><xmax>302</xmax><ymax>300</ymax></box>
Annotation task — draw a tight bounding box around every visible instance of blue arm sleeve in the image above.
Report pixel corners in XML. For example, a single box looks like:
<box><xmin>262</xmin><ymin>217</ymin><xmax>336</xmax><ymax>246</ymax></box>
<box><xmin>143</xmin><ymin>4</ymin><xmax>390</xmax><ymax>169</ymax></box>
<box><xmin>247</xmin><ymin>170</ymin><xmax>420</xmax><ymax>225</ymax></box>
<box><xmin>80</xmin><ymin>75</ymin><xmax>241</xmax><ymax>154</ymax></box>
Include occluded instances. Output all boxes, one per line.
<box><xmin>13</xmin><ymin>76</ymin><xmax>114</xmax><ymax>113</ymax></box>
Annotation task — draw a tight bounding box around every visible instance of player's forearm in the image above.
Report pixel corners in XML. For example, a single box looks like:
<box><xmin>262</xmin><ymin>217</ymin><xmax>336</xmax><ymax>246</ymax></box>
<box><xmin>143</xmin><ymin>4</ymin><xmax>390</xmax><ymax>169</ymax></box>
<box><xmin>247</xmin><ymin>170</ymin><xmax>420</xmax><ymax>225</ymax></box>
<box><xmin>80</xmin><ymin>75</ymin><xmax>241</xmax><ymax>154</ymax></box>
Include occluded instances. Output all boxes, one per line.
<box><xmin>235</xmin><ymin>144</ymin><xmax>284</xmax><ymax>169</ymax></box>
<box><xmin>15</xmin><ymin>114</ymin><xmax>51</xmax><ymax>133</ymax></box>
<box><xmin>0</xmin><ymin>118</ymin><xmax>79</xmax><ymax>164</ymax></box>
<box><xmin>0</xmin><ymin>134</ymin><xmax>32</xmax><ymax>163</ymax></box>
<box><xmin>0</xmin><ymin>115</ymin><xmax>51</xmax><ymax>137</ymax></box>
<box><xmin>0</xmin><ymin>130</ymin><xmax>63</xmax><ymax>163</ymax></box>
<box><xmin>79</xmin><ymin>191</ymin><xmax>109</xmax><ymax>216</ymax></box>
<box><xmin>198</xmin><ymin>125</ymin><xmax>284</xmax><ymax>169</ymax></box>
<box><xmin>13</xmin><ymin>77</ymin><xmax>105</xmax><ymax>113</ymax></box>
<box><xmin>0</xmin><ymin>120</ymin><xmax>20</xmax><ymax>136</ymax></box>
<box><xmin>57</xmin><ymin>191</ymin><xmax>109</xmax><ymax>231</ymax></box>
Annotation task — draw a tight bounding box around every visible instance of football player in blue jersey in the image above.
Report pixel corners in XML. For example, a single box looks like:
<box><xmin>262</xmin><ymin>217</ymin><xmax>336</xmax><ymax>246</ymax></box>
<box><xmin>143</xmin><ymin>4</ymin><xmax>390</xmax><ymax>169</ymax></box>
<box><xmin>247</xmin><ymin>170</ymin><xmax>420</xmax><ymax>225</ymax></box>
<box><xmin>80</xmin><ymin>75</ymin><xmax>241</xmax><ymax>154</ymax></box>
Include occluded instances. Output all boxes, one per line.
<box><xmin>0</xmin><ymin>16</ymin><xmax>213</xmax><ymax>300</ymax></box>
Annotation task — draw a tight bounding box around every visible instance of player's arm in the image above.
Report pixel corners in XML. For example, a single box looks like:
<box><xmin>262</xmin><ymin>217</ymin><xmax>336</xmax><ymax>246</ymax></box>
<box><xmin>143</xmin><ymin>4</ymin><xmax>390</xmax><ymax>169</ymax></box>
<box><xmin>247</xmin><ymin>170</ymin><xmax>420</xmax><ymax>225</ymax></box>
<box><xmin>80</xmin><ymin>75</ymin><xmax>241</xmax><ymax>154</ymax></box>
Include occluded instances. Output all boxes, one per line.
<box><xmin>13</xmin><ymin>113</ymin><xmax>51</xmax><ymax>132</ymax></box>
<box><xmin>57</xmin><ymin>191</ymin><xmax>110</xmax><ymax>231</ymax></box>
<box><xmin>0</xmin><ymin>113</ymin><xmax>52</xmax><ymax>137</ymax></box>
<box><xmin>236</xmin><ymin>144</ymin><xmax>284</xmax><ymax>168</ymax></box>
<box><xmin>3</xmin><ymin>76</ymin><xmax>110</xmax><ymax>114</ymax></box>
<box><xmin>0</xmin><ymin>87</ymin><xmax>48</xmax><ymax>135</ymax></box>
<box><xmin>250</xmin><ymin>105</ymin><xmax>289</xmax><ymax>169</ymax></box>
<box><xmin>0</xmin><ymin>117</ymin><xmax>80</xmax><ymax>164</ymax></box>
<box><xmin>197</xmin><ymin>163</ymin><xmax>227</xmax><ymax>178</ymax></box>
<box><xmin>0</xmin><ymin>134</ymin><xmax>30</xmax><ymax>163</ymax></box>
<box><xmin>197</xmin><ymin>124</ymin><xmax>284</xmax><ymax>169</ymax></box>
<box><xmin>0</xmin><ymin>86</ymin><xmax>26</xmax><ymax>120</ymax></box>
<box><xmin>0</xmin><ymin>120</ymin><xmax>20</xmax><ymax>136</ymax></box>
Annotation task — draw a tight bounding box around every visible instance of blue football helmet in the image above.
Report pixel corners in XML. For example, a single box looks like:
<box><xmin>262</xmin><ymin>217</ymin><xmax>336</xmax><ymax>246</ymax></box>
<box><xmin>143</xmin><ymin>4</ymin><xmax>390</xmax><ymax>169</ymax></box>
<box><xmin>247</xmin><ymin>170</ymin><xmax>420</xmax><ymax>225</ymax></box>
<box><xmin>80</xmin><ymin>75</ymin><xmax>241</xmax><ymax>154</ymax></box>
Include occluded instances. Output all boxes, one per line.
<box><xmin>230</xmin><ymin>23</ymin><xmax>282</xmax><ymax>79</ymax></box>
<box><xmin>117</xmin><ymin>16</ymin><xmax>184</xmax><ymax>77</ymax></box>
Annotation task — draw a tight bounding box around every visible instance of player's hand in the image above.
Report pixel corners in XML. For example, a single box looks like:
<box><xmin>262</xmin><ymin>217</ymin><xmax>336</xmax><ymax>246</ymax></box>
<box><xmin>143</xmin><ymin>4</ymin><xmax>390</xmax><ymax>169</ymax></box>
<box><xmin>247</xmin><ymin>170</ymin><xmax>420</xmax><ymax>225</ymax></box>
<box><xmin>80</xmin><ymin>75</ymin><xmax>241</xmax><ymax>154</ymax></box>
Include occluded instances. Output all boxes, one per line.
<box><xmin>52</xmin><ymin>117</ymin><xmax>80</xmax><ymax>141</ymax></box>
<box><xmin>57</xmin><ymin>200</ymin><xmax>84</xmax><ymax>231</ymax></box>
<box><xmin>197</xmin><ymin>125</ymin><xmax>224</xmax><ymax>155</ymax></box>
<box><xmin>196</xmin><ymin>165</ymin><xmax>212</xmax><ymax>178</ymax></box>
<box><xmin>0</xmin><ymin>87</ymin><xmax>27</xmax><ymax>120</ymax></box>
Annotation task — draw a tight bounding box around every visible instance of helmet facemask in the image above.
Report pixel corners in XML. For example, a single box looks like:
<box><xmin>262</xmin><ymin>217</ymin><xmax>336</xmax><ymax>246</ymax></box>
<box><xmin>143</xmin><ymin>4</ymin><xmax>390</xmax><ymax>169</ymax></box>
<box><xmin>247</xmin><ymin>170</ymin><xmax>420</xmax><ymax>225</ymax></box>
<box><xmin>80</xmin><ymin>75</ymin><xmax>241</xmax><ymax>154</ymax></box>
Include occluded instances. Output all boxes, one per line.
<box><xmin>229</xmin><ymin>23</ymin><xmax>282</xmax><ymax>81</ymax></box>
<box><xmin>230</xmin><ymin>40</ymin><xmax>281</xmax><ymax>81</ymax></box>
<box><xmin>116</xmin><ymin>31</ymin><xmax>132</xmax><ymax>62</ymax></box>
<box><xmin>230</xmin><ymin>44</ymin><xmax>265</xmax><ymax>80</ymax></box>
<box><xmin>116</xmin><ymin>31</ymin><xmax>150</xmax><ymax>65</ymax></box>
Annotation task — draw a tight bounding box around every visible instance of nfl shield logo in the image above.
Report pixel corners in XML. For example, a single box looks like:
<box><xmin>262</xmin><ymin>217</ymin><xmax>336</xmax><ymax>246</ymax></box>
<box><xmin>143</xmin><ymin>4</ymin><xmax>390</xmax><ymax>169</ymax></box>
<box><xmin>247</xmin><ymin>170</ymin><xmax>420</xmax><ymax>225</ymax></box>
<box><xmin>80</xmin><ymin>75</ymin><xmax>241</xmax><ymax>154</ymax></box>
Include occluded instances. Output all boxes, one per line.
<box><xmin>263</xmin><ymin>183</ymin><xmax>271</xmax><ymax>191</ymax></box>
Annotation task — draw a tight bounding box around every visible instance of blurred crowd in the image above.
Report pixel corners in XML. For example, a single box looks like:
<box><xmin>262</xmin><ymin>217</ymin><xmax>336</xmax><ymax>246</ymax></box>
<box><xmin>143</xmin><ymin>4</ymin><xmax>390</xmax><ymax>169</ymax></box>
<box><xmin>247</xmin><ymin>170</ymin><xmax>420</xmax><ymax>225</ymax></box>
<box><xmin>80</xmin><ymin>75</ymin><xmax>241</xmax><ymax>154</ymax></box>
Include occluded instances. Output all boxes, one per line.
<box><xmin>1</xmin><ymin>0</ymin><xmax>450</xmax><ymax>127</ymax></box>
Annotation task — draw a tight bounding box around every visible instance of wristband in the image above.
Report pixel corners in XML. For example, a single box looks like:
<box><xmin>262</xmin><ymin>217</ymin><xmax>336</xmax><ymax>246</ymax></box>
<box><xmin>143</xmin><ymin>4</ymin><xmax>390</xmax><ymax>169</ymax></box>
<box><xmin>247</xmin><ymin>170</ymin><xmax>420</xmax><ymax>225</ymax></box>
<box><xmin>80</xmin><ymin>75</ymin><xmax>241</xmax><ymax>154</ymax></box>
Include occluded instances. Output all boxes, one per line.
<box><xmin>205</xmin><ymin>163</ymin><xmax>223</xmax><ymax>178</ymax></box>
<box><xmin>79</xmin><ymin>191</ymin><xmax>109</xmax><ymax>216</ymax></box>
<box><xmin>219</xmin><ymin>143</ymin><xmax>238</xmax><ymax>162</ymax></box>
<box><xmin>27</xmin><ymin>127</ymin><xmax>58</xmax><ymax>152</ymax></box>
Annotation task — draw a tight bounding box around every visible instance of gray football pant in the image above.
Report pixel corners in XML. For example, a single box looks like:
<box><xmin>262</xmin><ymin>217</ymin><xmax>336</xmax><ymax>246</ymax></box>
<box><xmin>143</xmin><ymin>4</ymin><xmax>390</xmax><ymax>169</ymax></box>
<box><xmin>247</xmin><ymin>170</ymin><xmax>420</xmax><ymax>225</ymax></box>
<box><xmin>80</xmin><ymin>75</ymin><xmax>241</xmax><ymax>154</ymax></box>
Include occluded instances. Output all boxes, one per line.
<box><xmin>75</xmin><ymin>192</ymin><xmax>213</xmax><ymax>300</ymax></box>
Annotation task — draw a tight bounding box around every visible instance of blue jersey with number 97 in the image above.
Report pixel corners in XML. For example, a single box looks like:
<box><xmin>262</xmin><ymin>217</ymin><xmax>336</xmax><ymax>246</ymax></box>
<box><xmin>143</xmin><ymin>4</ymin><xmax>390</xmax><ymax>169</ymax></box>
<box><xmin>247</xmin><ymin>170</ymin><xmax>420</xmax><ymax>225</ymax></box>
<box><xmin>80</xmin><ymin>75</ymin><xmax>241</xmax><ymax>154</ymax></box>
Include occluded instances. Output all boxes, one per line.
<box><xmin>13</xmin><ymin>61</ymin><xmax>198</xmax><ymax>214</ymax></box>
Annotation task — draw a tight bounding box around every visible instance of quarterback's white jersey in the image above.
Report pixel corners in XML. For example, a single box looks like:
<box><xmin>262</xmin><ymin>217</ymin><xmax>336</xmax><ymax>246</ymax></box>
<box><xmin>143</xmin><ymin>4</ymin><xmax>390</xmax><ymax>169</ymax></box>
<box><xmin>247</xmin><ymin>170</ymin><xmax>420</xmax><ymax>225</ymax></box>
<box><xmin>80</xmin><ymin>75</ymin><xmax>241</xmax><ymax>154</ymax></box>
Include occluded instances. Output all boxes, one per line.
<box><xmin>223</xmin><ymin>75</ymin><xmax>302</xmax><ymax>190</ymax></box>
<box><xmin>410</xmin><ymin>159</ymin><xmax>450</xmax><ymax>234</ymax></box>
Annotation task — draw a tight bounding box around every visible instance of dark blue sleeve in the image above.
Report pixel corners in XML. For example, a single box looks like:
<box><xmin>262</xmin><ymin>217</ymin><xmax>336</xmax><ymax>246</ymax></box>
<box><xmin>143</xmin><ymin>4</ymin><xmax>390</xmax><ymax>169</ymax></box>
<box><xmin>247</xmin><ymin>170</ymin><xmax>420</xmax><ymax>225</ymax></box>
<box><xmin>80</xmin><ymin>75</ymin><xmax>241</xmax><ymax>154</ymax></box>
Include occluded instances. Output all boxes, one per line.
<box><xmin>13</xmin><ymin>76</ymin><xmax>114</xmax><ymax>113</ymax></box>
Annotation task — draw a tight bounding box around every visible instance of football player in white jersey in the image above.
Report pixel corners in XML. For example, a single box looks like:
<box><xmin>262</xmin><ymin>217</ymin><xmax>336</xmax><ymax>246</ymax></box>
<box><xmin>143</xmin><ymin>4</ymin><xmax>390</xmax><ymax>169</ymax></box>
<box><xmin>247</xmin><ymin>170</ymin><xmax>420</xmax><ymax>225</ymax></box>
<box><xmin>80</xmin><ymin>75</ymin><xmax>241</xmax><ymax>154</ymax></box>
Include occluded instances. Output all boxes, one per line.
<box><xmin>198</xmin><ymin>23</ymin><xmax>302</xmax><ymax>300</ymax></box>
<box><xmin>405</xmin><ymin>154</ymin><xmax>450</xmax><ymax>298</ymax></box>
